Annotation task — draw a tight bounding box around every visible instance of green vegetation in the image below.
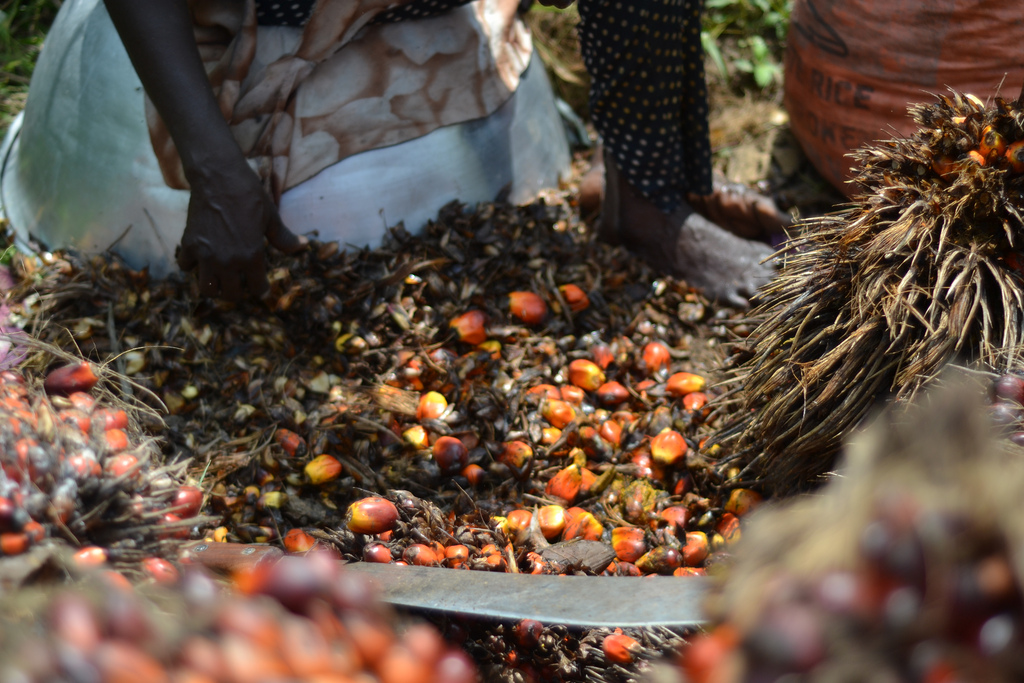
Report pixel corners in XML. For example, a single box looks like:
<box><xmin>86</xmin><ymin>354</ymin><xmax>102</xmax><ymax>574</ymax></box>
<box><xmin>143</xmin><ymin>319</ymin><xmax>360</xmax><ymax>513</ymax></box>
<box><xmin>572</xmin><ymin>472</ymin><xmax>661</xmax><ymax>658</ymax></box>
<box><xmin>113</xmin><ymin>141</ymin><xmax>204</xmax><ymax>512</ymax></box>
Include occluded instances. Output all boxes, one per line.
<box><xmin>0</xmin><ymin>0</ymin><xmax>60</xmax><ymax>133</ymax></box>
<box><xmin>702</xmin><ymin>0</ymin><xmax>792</xmax><ymax>92</ymax></box>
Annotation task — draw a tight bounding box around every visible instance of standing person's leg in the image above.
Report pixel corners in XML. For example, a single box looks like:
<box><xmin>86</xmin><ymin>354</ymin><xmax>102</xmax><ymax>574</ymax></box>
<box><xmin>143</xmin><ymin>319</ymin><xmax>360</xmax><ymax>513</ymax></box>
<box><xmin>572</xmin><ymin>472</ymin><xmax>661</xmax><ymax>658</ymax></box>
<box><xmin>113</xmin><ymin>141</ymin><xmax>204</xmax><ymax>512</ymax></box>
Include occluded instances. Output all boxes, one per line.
<box><xmin>576</xmin><ymin>0</ymin><xmax>777</xmax><ymax>307</ymax></box>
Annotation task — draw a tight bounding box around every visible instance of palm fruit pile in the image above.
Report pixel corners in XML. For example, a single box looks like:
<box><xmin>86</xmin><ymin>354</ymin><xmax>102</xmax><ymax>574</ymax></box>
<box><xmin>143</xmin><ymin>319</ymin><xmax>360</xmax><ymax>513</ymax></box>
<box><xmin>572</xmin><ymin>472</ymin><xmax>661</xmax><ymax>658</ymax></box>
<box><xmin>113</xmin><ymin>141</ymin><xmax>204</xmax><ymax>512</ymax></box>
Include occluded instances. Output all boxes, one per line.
<box><xmin>0</xmin><ymin>548</ymin><xmax>476</xmax><ymax>682</ymax></box>
<box><xmin>677</xmin><ymin>378</ymin><xmax>1024</xmax><ymax>683</ymax></box>
<box><xmin>2</xmin><ymin>195</ymin><xmax>757</xmax><ymax>681</ymax></box>
<box><xmin>714</xmin><ymin>89</ymin><xmax>1024</xmax><ymax>494</ymax></box>
<box><xmin>0</xmin><ymin>357</ymin><xmax>207</xmax><ymax>582</ymax></box>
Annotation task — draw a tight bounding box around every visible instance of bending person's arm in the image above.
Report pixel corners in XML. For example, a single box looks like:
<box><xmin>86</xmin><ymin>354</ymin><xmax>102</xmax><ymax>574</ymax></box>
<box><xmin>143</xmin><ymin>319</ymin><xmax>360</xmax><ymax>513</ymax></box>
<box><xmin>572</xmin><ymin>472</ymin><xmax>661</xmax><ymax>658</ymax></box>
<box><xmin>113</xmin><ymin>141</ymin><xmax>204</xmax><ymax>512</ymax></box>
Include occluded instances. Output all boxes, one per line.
<box><xmin>104</xmin><ymin>0</ymin><xmax>304</xmax><ymax>300</ymax></box>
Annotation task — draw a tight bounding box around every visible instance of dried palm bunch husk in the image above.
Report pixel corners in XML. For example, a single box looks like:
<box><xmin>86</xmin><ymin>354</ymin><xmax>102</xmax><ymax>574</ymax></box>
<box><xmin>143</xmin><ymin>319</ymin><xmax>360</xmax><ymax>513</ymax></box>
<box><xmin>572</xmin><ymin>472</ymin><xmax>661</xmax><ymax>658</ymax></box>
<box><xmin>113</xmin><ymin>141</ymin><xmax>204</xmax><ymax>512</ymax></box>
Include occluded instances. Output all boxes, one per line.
<box><xmin>713</xmin><ymin>88</ymin><xmax>1024</xmax><ymax>495</ymax></box>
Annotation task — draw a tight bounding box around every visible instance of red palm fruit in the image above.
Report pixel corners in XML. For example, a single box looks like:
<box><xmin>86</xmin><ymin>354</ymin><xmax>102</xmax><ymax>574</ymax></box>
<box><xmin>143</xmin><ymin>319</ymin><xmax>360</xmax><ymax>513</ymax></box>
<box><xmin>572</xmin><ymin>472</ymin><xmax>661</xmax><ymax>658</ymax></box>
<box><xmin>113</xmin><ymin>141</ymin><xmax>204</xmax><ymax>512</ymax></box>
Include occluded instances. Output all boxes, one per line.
<box><xmin>611</xmin><ymin>527</ymin><xmax>646</xmax><ymax>563</ymax></box>
<box><xmin>160</xmin><ymin>513</ymin><xmax>192</xmax><ymax>539</ymax></box>
<box><xmin>681</xmin><ymin>531</ymin><xmax>710</xmax><ymax>566</ymax></box>
<box><xmin>449</xmin><ymin>310</ymin><xmax>487</xmax><ymax>345</ymax></box>
<box><xmin>461</xmin><ymin>463</ymin><xmax>485</xmax><ymax>486</ymax></box>
<box><xmin>94</xmin><ymin>409</ymin><xmax>129</xmax><ymax>432</ymax></box>
<box><xmin>73</xmin><ymin>545</ymin><xmax>108</xmax><ymax>567</ymax></box>
<box><xmin>637</xmin><ymin>546</ymin><xmax>682</xmax><ymax>575</ymax></box>
<box><xmin>348</xmin><ymin>497</ymin><xmax>400</xmax><ymax>535</ymax></box>
<box><xmin>541</xmin><ymin>398</ymin><xmax>576</xmax><ymax>429</ymax></box>
<box><xmin>598</xmin><ymin>419</ymin><xmax>622</xmax><ymax>446</ymax></box>
<box><xmin>274</xmin><ymin>428</ymin><xmax>307</xmax><ymax>458</ymax></box>
<box><xmin>44</xmin><ymin>362</ymin><xmax>99</xmax><ymax>395</ymax></box>
<box><xmin>505</xmin><ymin>509</ymin><xmax>533</xmax><ymax>539</ymax></box>
<box><xmin>659</xmin><ymin>505</ymin><xmax>689</xmax><ymax>532</ymax></box>
<box><xmin>416</xmin><ymin>391</ymin><xmax>448</xmax><ymax>421</ymax></box>
<box><xmin>403</xmin><ymin>544</ymin><xmax>440</xmax><ymax>567</ymax></box>
<box><xmin>0</xmin><ymin>532</ymin><xmax>28</xmax><ymax>555</ymax></box>
<box><xmin>560</xmin><ymin>384</ymin><xmax>586</xmax><ymax>404</ymax></box>
<box><xmin>717</xmin><ymin>513</ymin><xmax>742</xmax><ymax>544</ymax></box>
<box><xmin>304</xmin><ymin>454</ymin><xmax>342</xmax><ymax>485</ymax></box>
<box><xmin>527</xmin><ymin>384</ymin><xmax>561</xmax><ymax>401</ymax></box>
<box><xmin>104</xmin><ymin>429</ymin><xmax>130</xmax><ymax>452</ymax></box>
<box><xmin>558</xmin><ymin>284</ymin><xmax>590</xmax><ymax>312</ymax></box>
<box><xmin>141</xmin><ymin>556</ymin><xmax>179</xmax><ymax>584</ymax></box>
<box><xmin>596</xmin><ymin>381</ymin><xmax>629</xmax><ymax>406</ymax></box>
<box><xmin>67</xmin><ymin>392</ymin><xmax>96</xmax><ymax>412</ymax></box>
<box><xmin>981</xmin><ymin>125</ymin><xmax>1007</xmax><ymax>159</ymax></box>
<box><xmin>432</xmin><ymin>436</ymin><xmax>468</xmax><ymax>475</ymax></box>
<box><xmin>682</xmin><ymin>391</ymin><xmax>708</xmax><ymax>412</ymax></box>
<box><xmin>602</xmin><ymin>633</ymin><xmax>641</xmax><ymax>665</ymax></box>
<box><xmin>546</xmin><ymin>464</ymin><xmax>582</xmax><ymax>503</ymax></box>
<box><xmin>283</xmin><ymin>528</ymin><xmax>317</xmax><ymax>553</ymax></box>
<box><xmin>567</xmin><ymin>359</ymin><xmax>605</xmax><ymax>391</ymax></box>
<box><xmin>537</xmin><ymin>505</ymin><xmax>566</xmax><ymax>540</ymax></box>
<box><xmin>67</xmin><ymin>453</ymin><xmax>102</xmax><ymax>479</ymax></box>
<box><xmin>563</xmin><ymin>507</ymin><xmax>604</xmax><ymax>542</ymax></box>
<box><xmin>508</xmin><ymin>291</ymin><xmax>547</xmax><ymax>324</ymax></box>
<box><xmin>173</xmin><ymin>485</ymin><xmax>204</xmax><ymax>518</ymax></box>
<box><xmin>363</xmin><ymin>542</ymin><xmax>393</xmax><ymax>563</ymax></box>
<box><xmin>666</xmin><ymin>371</ymin><xmax>706</xmax><ymax>397</ymax></box>
<box><xmin>104</xmin><ymin>452</ymin><xmax>138</xmax><ymax>478</ymax></box>
<box><xmin>444</xmin><ymin>544</ymin><xmax>470</xmax><ymax>568</ymax></box>
<box><xmin>682</xmin><ymin>625</ymin><xmax>741</xmax><ymax>683</ymax></box>
<box><xmin>591</xmin><ymin>344</ymin><xmax>614</xmax><ymax>369</ymax></box>
<box><xmin>650</xmin><ymin>429</ymin><xmax>687</xmax><ymax>466</ymax></box>
<box><xmin>724</xmin><ymin>487</ymin><xmax>763</xmax><ymax>517</ymax></box>
<box><xmin>1007</xmin><ymin>140</ymin><xmax>1024</xmax><ymax>173</ymax></box>
<box><xmin>514</xmin><ymin>619</ymin><xmax>544</xmax><ymax>649</ymax></box>
<box><xmin>641</xmin><ymin>341</ymin><xmax>671</xmax><ymax>373</ymax></box>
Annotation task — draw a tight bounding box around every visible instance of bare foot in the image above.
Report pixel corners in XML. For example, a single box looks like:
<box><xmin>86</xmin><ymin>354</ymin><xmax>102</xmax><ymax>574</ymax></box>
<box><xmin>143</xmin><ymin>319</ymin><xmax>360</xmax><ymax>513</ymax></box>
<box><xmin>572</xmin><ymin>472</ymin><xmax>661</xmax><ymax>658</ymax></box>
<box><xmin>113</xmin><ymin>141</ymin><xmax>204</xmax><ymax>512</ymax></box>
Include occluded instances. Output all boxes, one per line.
<box><xmin>687</xmin><ymin>174</ymin><xmax>792</xmax><ymax>240</ymax></box>
<box><xmin>601</xmin><ymin>151</ymin><xmax>776</xmax><ymax>308</ymax></box>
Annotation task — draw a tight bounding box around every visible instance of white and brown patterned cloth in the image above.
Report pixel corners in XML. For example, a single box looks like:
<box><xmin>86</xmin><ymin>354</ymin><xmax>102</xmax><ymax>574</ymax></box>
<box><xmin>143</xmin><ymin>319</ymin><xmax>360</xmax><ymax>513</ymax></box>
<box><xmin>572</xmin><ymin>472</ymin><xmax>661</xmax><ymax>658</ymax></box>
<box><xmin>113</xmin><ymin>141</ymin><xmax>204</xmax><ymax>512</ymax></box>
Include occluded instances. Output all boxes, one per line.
<box><xmin>148</xmin><ymin>0</ymin><xmax>532</xmax><ymax>200</ymax></box>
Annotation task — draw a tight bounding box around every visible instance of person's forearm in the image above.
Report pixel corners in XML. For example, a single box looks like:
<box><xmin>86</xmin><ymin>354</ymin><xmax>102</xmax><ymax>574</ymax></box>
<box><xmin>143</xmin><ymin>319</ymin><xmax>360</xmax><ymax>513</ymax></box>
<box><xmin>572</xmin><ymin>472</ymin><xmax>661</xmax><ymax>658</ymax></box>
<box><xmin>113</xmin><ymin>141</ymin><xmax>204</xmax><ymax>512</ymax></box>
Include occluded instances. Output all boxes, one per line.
<box><xmin>103</xmin><ymin>0</ymin><xmax>246</xmax><ymax>180</ymax></box>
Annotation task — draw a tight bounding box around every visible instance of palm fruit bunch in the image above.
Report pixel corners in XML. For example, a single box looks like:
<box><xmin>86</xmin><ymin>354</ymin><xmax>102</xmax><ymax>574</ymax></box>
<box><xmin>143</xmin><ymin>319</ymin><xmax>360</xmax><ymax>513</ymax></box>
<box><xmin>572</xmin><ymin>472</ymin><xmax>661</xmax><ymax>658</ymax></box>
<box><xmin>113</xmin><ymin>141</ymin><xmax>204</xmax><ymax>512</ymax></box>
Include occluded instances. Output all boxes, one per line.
<box><xmin>677</xmin><ymin>379</ymin><xmax>1024</xmax><ymax>683</ymax></box>
<box><xmin>714</xmin><ymin>88</ymin><xmax>1024</xmax><ymax>494</ymax></box>
<box><xmin>0</xmin><ymin>359</ymin><xmax>205</xmax><ymax>573</ymax></box>
<box><xmin>0</xmin><ymin>550</ymin><xmax>476</xmax><ymax>683</ymax></box>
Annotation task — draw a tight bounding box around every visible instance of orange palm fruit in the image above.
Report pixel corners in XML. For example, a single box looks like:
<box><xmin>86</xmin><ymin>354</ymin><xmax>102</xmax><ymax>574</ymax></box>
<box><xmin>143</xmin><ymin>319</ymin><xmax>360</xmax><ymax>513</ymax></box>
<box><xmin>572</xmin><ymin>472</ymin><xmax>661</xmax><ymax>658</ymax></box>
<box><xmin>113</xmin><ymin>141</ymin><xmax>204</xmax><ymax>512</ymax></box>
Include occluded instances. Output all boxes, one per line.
<box><xmin>666</xmin><ymin>371</ymin><xmax>706</xmax><ymax>397</ymax></box>
<box><xmin>537</xmin><ymin>505</ymin><xmax>566</xmax><ymax>540</ymax></box>
<box><xmin>505</xmin><ymin>509</ymin><xmax>533</xmax><ymax>539</ymax></box>
<box><xmin>282</xmin><ymin>528</ymin><xmax>317</xmax><ymax>553</ymax></box>
<box><xmin>1008</xmin><ymin>140</ymin><xmax>1024</xmax><ymax>173</ymax></box>
<box><xmin>562</xmin><ymin>507</ymin><xmax>604</xmax><ymax>542</ymax></box>
<box><xmin>682</xmin><ymin>391</ymin><xmax>708</xmax><ymax>412</ymax></box>
<box><xmin>602</xmin><ymin>634</ymin><xmax>641</xmax><ymax>665</ymax></box>
<box><xmin>591</xmin><ymin>344</ymin><xmax>614</xmax><ymax>369</ymax></box>
<box><xmin>967</xmin><ymin>149</ymin><xmax>986</xmax><ymax>166</ymax></box>
<box><xmin>980</xmin><ymin>125</ymin><xmax>1007</xmax><ymax>159</ymax></box>
<box><xmin>611</xmin><ymin>527</ymin><xmax>646</xmax><ymax>563</ymax></box>
<box><xmin>461</xmin><ymin>463</ymin><xmax>486</xmax><ymax>485</ymax></box>
<box><xmin>347</xmin><ymin>497</ymin><xmax>400</xmax><ymax>535</ymax></box>
<box><xmin>559</xmin><ymin>384</ymin><xmax>585</xmax><ymax>405</ymax></box>
<box><xmin>597</xmin><ymin>419</ymin><xmax>622</xmax><ymax>446</ymax></box>
<box><xmin>659</xmin><ymin>505</ymin><xmax>689</xmax><ymax>532</ymax></box>
<box><xmin>931</xmin><ymin>154</ymin><xmax>959</xmax><ymax>178</ymax></box>
<box><xmin>681</xmin><ymin>531</ymin><xmax>710</xmax><ymax>566</ymax></box>
<box><xmin>508</xmin><ymin>291</ymin><xmax>547</xmax><ymax>324</ymax></box>
<box><xmin>304</xmin><ymin>454</ymin><xmax>343</xmax><ymax>485</ymax></box>
<box><xmin>541</xmin><ymin>427</ymin><xmax>562</xmax><ymax>445</ymax></box>
<box><xmin>44</xmin><ymin>362</ymin><xmax>99</xmax><ymax>395</ymax></box>
<box><xmin>104</xmin><ymin>452</ymin><xmax>138</xmax><ymax>478</ymax></box>
<box><xmin>724</xmin><ymin>488</ymin><xmax>763</xmax><ymax>517</ymax></box>
<box><xmin>402</xmin><ymin>425</ymin><xmax>429</xmax><ymax>449</ymax></box>
<box><xmin>682</xmin><ymin>625</ymin><xmax>741</xmax><ymax>683</ymax></box>
<box><xmin>527</xmin><ymin>384</ymin><xmax>561</xmax><ymax>401</ymax></box>
<box><xmin>416</xmin><ymin>391</ymin><xmax>448</xmax><ymax>421</ymax></box>
<box><xmin>546</xmin><ymin>464</ymin><xmax>583</xmax><ymax>503</ymax></box>
<box><xmin>0</xmin><ymin>532</ymin><xmax>29</xmax><ymax>556</ymax></box>
<box><xmin>717</xmin><ymin>513</ymin><xmax>742</xmax><ymax>544</ymax></box>
<box><xmin>363</xmin><ymin>542</ymin><xmax>393</xmax><ymax>563</ymax></box>
<box><xmin>567</xmin><ymin>359</ymin><xmax>605</xmax><ymax>391</ymax></box>
<box><xmin>449</xmin><ymin>310</ymin><xmax>487</xmax><ymax>345</ymax></box>
<box><xmin>541</xmin><ymin>398</ymin><xmax>576</xmax><ymax>429</ymax></box>
<box><xmin>641</xmin><ymin>341</ymin><xmax>671</xmax><ymax>373</ymax></box>
<box><xmin>444</xmin><ymin>544</ymin><xmax>470</xmax><ymax>568</ymax></box>
<box><xmin>650</xmin><ymin>429</ymin><xmax>688</xmax><ymax>466</ymax></box>
<box><xmin>558</xmin><ymin>284</ymin><xmax>590</xmax><ymax>312</ymax></box>
<box><xmin>403</xmin><ymin>543</ymin><xmax>440</xmax><ymax>566</ymax></box>
<box><xmin>103</xmin><ymin>428</ymin><xmax>130</xmax><ymax>452</ymax></box>
<box><xmin>596</xmin><ymin>381</ymin><xmax>629</xmax><ymax>406</ymax></box>
<box><xmin>579</xmin><ymin>467</ymin><xmax>598</xmax><ymax>496</ymax></box>
<box><xmin>73</xmin><ymin>546</ymin><xmax>109</xmax><ymax>567</ymax></box>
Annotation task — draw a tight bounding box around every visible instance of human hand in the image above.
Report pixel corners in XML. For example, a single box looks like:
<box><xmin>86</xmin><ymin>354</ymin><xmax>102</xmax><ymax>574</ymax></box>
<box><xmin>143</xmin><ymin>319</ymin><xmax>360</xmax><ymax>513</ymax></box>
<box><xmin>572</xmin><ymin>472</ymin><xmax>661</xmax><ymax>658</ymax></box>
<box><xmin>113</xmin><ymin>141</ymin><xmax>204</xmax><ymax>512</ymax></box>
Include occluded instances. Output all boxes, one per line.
<box><xmin>178</xmin><ymin>161</ymin><xmax>307</xmax><ymax>301</ymax></box>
